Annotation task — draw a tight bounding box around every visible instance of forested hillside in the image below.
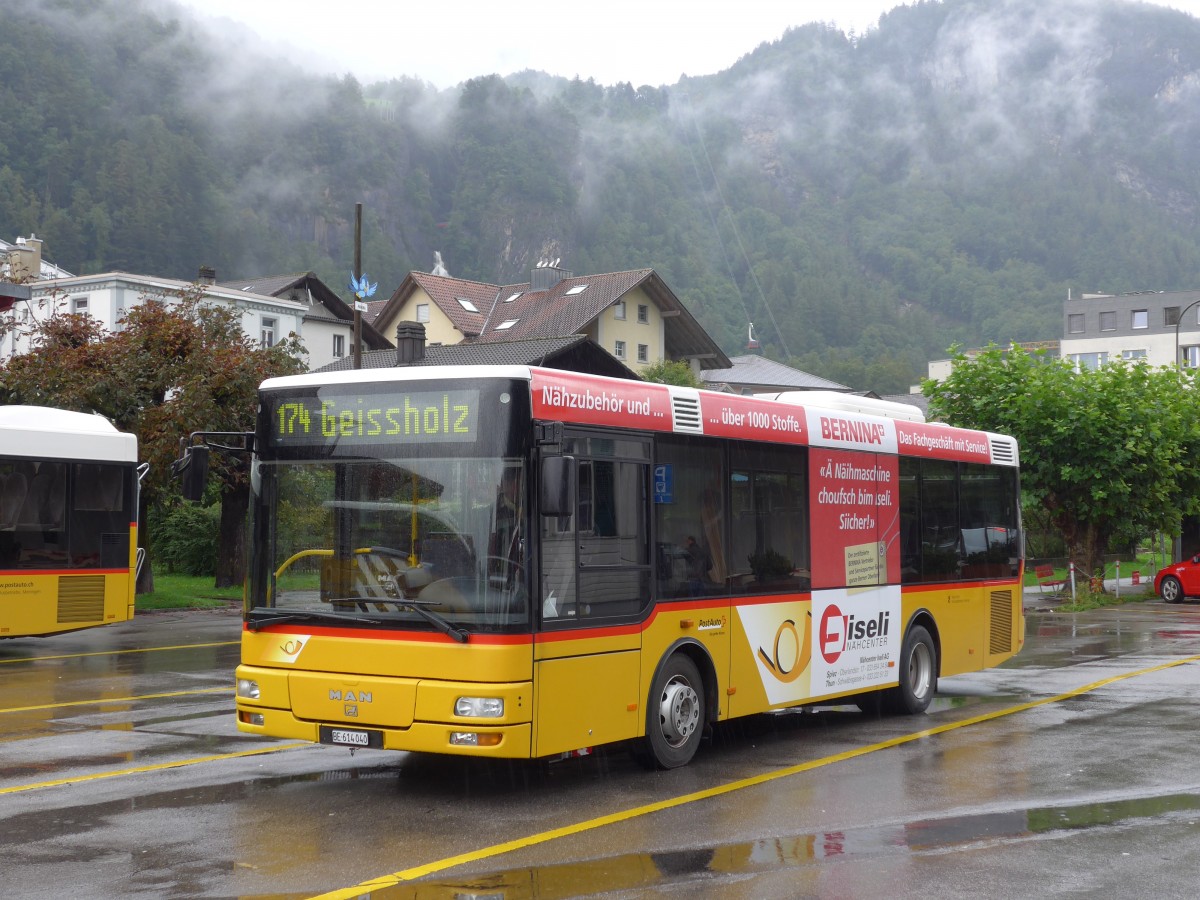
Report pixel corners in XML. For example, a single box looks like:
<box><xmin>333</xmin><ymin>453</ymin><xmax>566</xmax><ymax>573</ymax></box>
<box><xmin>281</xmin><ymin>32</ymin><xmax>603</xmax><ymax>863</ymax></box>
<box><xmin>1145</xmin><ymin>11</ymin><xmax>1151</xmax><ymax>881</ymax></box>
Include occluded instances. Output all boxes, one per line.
<box><xmin>6</xmin><ymin>0</ymin><xmax>1200</xmax><ymax>392</ymax></box>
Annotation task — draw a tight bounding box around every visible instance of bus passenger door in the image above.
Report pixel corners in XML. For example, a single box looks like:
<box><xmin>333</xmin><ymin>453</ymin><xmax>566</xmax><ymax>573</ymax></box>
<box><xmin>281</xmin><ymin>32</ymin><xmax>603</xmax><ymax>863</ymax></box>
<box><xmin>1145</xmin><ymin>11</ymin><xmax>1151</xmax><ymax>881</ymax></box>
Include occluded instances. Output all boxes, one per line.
<box><xmin>533</xmin><ymin>433</ymin><xmax>650</xmax><ymax>758</ymax></box>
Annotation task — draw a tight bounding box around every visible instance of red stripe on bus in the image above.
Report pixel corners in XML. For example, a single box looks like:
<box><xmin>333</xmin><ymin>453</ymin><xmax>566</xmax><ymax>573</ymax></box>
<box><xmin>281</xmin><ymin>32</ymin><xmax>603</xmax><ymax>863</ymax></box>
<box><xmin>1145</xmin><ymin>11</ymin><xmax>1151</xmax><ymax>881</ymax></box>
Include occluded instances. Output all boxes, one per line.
<box><xmin>244</xmin><ymin>580</ymin><xmax>1018</xmax><ymax>645</ymax></box>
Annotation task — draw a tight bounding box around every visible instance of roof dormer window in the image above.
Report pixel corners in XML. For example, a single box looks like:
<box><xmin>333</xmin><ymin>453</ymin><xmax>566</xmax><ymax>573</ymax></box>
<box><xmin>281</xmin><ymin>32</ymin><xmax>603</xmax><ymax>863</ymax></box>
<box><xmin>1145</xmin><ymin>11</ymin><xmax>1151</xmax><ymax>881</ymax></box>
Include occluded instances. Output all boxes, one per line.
<box><xmin>456</xmin><ymin>297</ymin><xmax>480</xmax><ymax>312</ymax></box>
<box><xmin>566</xmin><ymin>285</ymin><xmax>588</xmax><ymax>295</ymax></box>
<box><xmin>504</xmin><ymin>292</ymin><xmax>522</xmax><ymax>303</ymax></box>
<box><xmin>495</xmin><ymin>319</ymin><xmax>518</xmax><ymax>330</ymax></box>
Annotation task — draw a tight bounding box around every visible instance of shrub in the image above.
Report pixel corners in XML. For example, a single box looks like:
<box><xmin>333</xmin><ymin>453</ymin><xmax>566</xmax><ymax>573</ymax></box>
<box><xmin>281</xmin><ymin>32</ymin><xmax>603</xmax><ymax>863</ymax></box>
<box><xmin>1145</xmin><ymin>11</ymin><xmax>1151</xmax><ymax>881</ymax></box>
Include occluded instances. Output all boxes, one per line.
<box><xmin>152</xmin><ymin>503</ymin><xmax>220</xmax><ymax>575</ymax></box>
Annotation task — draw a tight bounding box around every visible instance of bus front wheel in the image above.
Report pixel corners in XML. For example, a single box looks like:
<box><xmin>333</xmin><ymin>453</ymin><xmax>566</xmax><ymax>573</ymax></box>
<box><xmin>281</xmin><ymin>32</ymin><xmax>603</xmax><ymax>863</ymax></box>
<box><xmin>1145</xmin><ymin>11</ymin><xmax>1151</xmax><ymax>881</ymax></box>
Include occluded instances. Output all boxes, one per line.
<box><xmin>639</xmin><ymin>654</ymin><xmax>705</xmax><ymax>769</ymax></box>
<box><xmin>882</xmin><ymin>625</ymin><xmax>937</xmax><ymax>715</ymax></box>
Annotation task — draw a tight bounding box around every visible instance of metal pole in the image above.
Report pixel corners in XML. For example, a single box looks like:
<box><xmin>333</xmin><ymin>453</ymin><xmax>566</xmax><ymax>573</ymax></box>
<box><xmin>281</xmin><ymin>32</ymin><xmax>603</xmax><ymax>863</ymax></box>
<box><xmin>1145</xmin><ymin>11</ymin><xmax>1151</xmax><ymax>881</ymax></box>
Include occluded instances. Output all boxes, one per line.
<box><xmin>1174</xmin><ymin>298</ymin><xmax>1200</xmax><ymax>369</ymax></box>
<box><xmin>353</xmin><ymin>202</ymin><xmax>363</xmax><ymax>370</ymax></box>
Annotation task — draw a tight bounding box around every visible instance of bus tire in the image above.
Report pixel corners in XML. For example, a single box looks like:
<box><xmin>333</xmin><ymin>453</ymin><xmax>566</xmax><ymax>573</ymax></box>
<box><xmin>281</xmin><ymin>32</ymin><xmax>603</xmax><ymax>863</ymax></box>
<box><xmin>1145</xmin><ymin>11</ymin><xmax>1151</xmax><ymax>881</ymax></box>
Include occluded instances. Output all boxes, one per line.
<box><xmin>882</xmin><ymin>624</ymin><xmax>937</xmax><ymax>715</ymax></box>
<box><xmin>639</xmin><ymin>653</ymin><xmax>705</xmax><ymax>769</ymax></box>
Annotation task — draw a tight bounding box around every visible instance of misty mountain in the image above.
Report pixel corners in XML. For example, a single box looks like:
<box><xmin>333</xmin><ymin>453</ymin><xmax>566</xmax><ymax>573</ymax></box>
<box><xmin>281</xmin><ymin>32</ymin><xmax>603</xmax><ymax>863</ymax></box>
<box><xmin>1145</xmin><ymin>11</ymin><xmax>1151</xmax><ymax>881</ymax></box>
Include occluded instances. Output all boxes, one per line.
<box><xmin>5</xmin><ymin>0</ymin><xmax>1200</xmax><ymax>392</ymax></box>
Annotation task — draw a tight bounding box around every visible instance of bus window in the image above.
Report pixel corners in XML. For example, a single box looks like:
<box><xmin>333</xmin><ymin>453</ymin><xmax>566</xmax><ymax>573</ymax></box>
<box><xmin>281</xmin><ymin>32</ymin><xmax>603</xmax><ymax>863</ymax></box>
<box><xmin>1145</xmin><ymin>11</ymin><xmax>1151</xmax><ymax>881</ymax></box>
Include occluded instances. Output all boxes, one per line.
<box><xmin>918</xmin><ymin>459</ymin><xmax>961</xmax><ymax>581</ymax></box>
<box><xmin>70</xmin><ymin>463</ymin><xmax>131</xmax><ymax>568</ymax></box>
<box><xmin>654</xmin><ymin>437</ymin><xmax>724</xmax><ymax>600</ymax></box>
<box><xmin>729</xmin><ymin>443</ymin><xmax>809</xmax><ymax>594</ymax></box>
<box><xmin>542</xmin><ymin>435</ymin><xmax>650</xmax><ymax>624</ymax></box>
<box><xmin>960</xmin><ymin>463</ymin><xmax>1019</xmax><ymax>578</ymax></box>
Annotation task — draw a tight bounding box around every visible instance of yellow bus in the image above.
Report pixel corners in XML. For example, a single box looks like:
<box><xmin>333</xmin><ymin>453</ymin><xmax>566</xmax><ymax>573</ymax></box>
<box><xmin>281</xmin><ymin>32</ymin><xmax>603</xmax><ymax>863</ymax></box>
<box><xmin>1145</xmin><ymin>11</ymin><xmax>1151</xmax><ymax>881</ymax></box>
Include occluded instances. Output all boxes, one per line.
<box><xmin>220</xmin><ymin>365</ymin><xmax>1022</xmax><ymax>768</ymax></box>
<box><xmin>0</xmin><ymin>406</ymin><xmax>142</xmax><ymax>638</ymax></box>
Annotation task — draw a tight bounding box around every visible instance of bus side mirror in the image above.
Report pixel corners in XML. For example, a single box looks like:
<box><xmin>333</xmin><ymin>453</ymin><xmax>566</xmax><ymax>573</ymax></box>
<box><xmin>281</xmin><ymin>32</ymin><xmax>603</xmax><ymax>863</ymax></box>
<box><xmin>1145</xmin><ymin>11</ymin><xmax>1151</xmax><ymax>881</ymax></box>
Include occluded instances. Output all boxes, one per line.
<box><xmin>179</xmin><ymin>444</ymin><xmax>210</xmax><ymax>502</ymax></box>
<box><xmin>539</xmin><ymin>455</ymin><xmax>575</xmax><ymax>518</ymax></box>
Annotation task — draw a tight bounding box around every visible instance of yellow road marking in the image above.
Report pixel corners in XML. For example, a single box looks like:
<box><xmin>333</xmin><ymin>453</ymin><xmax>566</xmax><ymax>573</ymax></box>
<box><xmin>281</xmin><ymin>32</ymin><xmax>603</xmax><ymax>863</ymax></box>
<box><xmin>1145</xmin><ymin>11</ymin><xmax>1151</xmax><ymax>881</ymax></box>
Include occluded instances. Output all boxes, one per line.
<box><xmin>0</xmin><ymin>686</ymin><xmax>232</xmax><ymax>715</ymax></box>
<box><xmin>0</xmin><ymin>742</ymin><xmax>308</xmax><ymax>795</ymax></box>
<box><xmin>312</xmin><ymin>652</ymin><xmax>1200</xmax><ymax>899</ymax></box>
<box><xmin>0</xmin><ymin>640</ymin><xmax>239</xmax><ymax>665</ymax></box>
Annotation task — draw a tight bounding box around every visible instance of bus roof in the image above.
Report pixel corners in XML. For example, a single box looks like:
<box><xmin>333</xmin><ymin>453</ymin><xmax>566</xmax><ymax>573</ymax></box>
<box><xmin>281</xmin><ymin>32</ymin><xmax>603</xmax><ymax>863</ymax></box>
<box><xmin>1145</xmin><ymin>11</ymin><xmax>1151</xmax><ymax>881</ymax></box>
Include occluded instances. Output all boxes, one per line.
<box><xmin>0</xmin><ymin>406</ymin><xmax>137</xmax><ymax>462</ymax></box>
<box><xmin>258</xmin><ymin>364</ymin><xmax>1018</xmax><ymax>468</ymax></box>
<box><xmin>755</xmin><ymin>390</ymin><xmax>926</xmax><ymax>423</ymax></box>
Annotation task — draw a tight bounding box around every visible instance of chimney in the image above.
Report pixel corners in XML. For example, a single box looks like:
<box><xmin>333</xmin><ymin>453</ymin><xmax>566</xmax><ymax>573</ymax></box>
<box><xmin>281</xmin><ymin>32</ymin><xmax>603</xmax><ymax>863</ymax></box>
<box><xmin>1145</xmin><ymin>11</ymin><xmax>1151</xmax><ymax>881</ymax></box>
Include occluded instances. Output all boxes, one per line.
<box><xmin>197</xmin><ymin>265</ymin><xmax>216</xmax><ymax>285</ymax></box>
<box><xmin>395</xmin><ymin>321</ymin><xmax>426</xmax><ymax>366</ymax></box>
<box><xmin>530</xmin><ymin>257</ymin><xmax>571</xmax><ymax>292</ymax></box>
<box><xmin>8</xmin><ymin>235</ymin><xmax>42</xmax><ymax>282</ymax></box>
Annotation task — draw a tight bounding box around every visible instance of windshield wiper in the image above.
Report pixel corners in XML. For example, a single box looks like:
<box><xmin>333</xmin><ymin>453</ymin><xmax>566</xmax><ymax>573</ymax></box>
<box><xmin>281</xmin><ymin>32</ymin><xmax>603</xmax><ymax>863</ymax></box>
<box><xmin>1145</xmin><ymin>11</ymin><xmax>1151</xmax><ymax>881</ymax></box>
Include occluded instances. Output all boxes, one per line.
<box><xmin>348</xmin><ymin>597</ymin><xmax>470</xmax><ymax>643</ymax></box>
<box><xmin>246</xmin><ymin>609</ymin><xmax>386</xmax><ymax>631</ymax></box>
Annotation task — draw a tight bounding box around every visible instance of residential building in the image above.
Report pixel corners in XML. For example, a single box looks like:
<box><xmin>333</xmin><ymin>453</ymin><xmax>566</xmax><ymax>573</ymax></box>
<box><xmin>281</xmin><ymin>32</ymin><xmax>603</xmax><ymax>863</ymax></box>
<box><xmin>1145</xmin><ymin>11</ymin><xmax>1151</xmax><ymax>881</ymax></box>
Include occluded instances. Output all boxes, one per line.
<box><xmin>0</xmin><ymin>235</ymin><xmax>73</xmax><ymax>281</ymax></box>
<box><xmin>219</xmin><ymin>271</ymin><xmax>390</xmax><ymax>371</ymax></box>
<box><xmin>368</xmin><ymin>260</ymin><xmax>730</xmax><ymax>375</ymax></box>
<box><xmin>0</xmin><ymin>267</ymin><xmax>305</xmax><ymax>363</ymax></box>
<box><xmin>0</xmin><ymin>237</ymin><xmax>381</xmax><ymax>371</ymax></box>
<box><xmin>922</xmin><ymin>340</ymin><xmax>1061</xmax><ymax>387</ymax></box>
<box><xmin>1060</xmin><ymin>289</ymin><xmax>1200</xmax><ymax>369</ymax></box>
<box><xmin>923</xmin><ymin>288</ymin><xmax>1200</xmax><ymax>381</ymax></box>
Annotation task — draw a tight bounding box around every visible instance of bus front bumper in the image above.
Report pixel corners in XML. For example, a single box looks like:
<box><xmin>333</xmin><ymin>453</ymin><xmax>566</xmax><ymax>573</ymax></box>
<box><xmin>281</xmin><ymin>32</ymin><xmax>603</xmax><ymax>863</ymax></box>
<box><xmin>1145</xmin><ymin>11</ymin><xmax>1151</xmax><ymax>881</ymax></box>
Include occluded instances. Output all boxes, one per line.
<box><xmin>234</xmin><ymin>664</ymin><xmax>534</xmax><ymax>758</ymax></box>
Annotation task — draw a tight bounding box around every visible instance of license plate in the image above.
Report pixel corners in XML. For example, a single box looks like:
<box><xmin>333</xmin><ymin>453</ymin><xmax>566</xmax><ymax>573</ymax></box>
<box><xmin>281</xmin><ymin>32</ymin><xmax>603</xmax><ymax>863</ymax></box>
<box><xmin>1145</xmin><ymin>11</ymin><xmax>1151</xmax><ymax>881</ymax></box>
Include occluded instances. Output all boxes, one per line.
<box><xmin>320</xmin><ymin>725</ymin><xmax>382</xmax><ymax>748</ymax></box>
<box><xmin>330</xmin><ymin>729</ymin><xmax>369</xmax><ymax>746</ymax></box>
<box><xmin>319</xmin><ymin>724</ymin><xmax>383</xmax><ymax>748</ymax></box>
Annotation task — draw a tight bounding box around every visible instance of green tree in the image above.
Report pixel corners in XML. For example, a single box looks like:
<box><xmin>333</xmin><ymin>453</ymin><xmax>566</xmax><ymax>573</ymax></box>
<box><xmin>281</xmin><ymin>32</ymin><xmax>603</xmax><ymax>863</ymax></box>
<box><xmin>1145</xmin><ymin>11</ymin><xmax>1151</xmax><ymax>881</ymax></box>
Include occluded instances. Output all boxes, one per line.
<box><xmin>923</xmin><ymin>346</ymin><xmax>1200</xmax><ymax>579</ymax></box>
<box><xmin>640</xmin><ymin>359</ymin><xmax>701</xmax><ymax>388</ymax></box>
<box><xmin>0</xmin><ymin>288</ymin><xmax>305</xmax><ymax>590</ymax></box>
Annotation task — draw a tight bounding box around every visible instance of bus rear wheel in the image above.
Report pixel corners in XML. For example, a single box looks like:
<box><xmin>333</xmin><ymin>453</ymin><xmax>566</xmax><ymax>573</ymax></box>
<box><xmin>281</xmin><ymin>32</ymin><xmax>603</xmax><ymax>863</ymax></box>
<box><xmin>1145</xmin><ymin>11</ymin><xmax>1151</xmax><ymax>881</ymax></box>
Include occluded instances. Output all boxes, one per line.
<box><xmin>881</xmin><ymin>625</ymin><xmax>937</xmax><ymax>715</ymax></box>
<box><xmin>638</xmin><ymin>654</ymin><xmax>705</xmax><ymax>769</ymax></box>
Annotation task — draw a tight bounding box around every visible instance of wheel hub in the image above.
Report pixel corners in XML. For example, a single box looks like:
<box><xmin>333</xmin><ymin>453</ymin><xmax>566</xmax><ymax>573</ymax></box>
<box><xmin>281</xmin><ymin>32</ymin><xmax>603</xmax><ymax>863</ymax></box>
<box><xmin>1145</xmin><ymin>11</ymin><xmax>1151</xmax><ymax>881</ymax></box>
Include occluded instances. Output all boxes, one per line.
<box><xmin>659</xmin><ymin>678</ymin><xmax>700</xmax><ymax>746</ymax></box>
<box><xmin>909</xmin><ymin>643</ymin><xmax>933</xmax><ymax>699</ymax></box>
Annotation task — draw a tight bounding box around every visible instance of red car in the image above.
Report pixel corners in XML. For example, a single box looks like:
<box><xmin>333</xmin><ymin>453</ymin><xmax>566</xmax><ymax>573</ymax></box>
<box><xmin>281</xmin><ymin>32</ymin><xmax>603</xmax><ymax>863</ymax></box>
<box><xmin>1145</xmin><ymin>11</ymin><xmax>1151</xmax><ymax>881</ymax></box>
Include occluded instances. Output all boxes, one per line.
<box><xmin>1155</xmin><ymin>555</ymin><xmax>1200</xmax><ymax>603</ymax></box>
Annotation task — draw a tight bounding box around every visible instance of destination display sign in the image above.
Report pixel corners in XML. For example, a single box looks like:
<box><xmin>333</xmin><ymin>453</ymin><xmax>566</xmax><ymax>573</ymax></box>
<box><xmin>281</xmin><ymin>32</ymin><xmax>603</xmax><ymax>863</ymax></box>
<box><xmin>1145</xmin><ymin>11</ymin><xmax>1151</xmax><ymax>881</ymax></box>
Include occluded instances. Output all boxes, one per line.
<box><xmin>268</xmin><ymin>389</ymin><xmax>479</xmax><ymax>447</ymax></box>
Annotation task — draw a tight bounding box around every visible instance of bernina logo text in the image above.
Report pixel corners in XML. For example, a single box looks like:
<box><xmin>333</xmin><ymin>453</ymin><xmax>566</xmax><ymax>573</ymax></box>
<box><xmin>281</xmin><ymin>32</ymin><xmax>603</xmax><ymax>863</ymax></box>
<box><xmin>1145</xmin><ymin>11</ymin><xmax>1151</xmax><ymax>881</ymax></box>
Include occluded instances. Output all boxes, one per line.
<box><xmin>820</xmin><ymin>416</ymin><xmax>886</xmax><ymax>445</ymax></box>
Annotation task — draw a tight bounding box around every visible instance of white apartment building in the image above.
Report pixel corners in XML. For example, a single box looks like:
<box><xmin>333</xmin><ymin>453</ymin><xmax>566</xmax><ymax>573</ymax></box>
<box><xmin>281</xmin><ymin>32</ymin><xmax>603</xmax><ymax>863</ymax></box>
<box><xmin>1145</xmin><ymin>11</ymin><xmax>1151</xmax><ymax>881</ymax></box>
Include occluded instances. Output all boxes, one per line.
<box><xmin>0</xmin><ymin>236</ymin><xmax>380</xmax><ymax>370</ymax></box>
<box><xmin>0</xmin><ymin>269</ymin><xmax>305</xmax><ymax>362</ymax></box>
<box><xmin>919</xmin><ymin>289</ymin><xmax>1200</xmax><ymax>392</ymax></box>
<box><xmin>1060</xmin><ymin>288</ymin><xmax>1200</xmax><ymax>369</ymax></box>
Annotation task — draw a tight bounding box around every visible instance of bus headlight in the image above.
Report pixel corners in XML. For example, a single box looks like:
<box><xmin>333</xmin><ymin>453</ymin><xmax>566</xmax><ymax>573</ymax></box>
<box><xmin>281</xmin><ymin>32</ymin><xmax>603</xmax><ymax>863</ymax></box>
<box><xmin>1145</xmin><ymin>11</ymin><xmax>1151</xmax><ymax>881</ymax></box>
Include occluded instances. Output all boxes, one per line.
<box><xmin>237</xmin><ymin>678</ymin><xmax>260</xmax><ymax>700</ymax></box>
<box><xmin>455</xmin><ymin>696</ymin><xmax>504</xmax><ymax>718</ymax></box>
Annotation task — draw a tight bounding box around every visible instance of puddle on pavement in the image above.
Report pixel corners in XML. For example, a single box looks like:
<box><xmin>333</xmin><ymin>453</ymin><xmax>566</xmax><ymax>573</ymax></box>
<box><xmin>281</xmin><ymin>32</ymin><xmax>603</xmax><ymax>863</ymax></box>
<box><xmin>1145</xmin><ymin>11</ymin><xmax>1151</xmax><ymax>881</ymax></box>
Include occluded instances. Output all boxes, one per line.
<box><xmin>351</xmin><ymin>792</ymin><xmax>1200</xmax><ymax>899</ymax></box>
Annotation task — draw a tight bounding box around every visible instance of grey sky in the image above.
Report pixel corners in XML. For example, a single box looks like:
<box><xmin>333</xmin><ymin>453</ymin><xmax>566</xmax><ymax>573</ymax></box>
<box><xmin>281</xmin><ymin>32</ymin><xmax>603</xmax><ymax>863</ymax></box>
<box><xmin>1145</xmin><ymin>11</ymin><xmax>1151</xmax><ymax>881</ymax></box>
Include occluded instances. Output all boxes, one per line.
<box><xmin>176</xmin><ymin>0</ymin><xmax>1200</xmax><ymax>89</ymax></box>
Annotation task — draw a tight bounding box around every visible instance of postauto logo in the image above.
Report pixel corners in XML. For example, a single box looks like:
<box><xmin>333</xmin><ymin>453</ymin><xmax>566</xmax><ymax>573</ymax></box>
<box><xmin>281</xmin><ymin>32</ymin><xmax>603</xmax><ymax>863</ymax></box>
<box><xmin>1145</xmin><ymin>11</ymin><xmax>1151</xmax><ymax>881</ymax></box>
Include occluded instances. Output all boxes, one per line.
<box><xmin>819</xmin><ymin>603</ymin><xmax>891</xmax><ymax>664</ymax></box>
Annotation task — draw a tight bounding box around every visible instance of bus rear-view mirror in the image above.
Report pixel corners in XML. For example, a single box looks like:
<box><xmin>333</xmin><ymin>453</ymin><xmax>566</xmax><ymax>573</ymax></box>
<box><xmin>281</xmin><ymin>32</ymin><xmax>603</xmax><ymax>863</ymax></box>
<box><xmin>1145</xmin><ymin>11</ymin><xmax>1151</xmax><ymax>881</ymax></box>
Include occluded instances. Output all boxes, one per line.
<box><xmin>180</xmin><ymin>444</ymin><xmax>210</xmax><ymax>502</ymax></box>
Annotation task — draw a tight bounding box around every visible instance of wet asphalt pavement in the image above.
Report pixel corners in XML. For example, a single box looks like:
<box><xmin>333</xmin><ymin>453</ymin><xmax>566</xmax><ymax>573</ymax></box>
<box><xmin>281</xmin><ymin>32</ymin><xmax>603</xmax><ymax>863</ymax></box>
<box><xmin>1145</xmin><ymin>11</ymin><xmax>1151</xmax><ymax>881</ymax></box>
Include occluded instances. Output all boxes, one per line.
<box><xmin>4</xmin><ymin>591</ymin><xmax>1200</xmax><ymax>898</ymax></box>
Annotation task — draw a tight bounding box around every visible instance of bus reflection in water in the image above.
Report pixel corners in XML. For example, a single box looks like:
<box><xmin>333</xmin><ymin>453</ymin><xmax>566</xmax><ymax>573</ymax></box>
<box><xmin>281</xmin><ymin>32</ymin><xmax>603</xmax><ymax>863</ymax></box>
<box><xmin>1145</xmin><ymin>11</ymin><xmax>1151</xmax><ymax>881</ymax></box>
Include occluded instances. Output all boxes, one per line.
<box><xmin>181</xmin><ymin>364</ymin><xmax>1022</xmax><ymax>768</ymax></box>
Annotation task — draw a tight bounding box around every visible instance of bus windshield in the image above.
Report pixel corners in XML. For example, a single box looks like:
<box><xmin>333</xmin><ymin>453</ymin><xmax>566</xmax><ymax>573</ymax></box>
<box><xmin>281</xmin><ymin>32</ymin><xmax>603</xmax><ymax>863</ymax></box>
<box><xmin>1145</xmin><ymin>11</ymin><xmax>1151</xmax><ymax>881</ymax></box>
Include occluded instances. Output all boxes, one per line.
<box><xmin>249</xmin><ymin>455</ymin><xmax>528</xmax><ymax>634</ymax></box>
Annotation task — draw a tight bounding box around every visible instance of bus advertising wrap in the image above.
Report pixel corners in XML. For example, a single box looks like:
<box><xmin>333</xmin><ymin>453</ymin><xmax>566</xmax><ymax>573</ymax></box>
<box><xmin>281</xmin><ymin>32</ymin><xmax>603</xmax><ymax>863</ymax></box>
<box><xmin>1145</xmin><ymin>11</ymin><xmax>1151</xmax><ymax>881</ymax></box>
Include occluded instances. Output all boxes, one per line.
<box><xmin>531</xmin><ymin>369</ymin><xmax>674</xmax><ymax>431</ymax></box>
<box><xmin>735</xmin><ymin>586</ymin><xmax>901</xmax><ymax>706</ymax></box>
<box><xmin>810</xmin><ymin>587</ymin><xmax>901</xmax><ymax>695</ymax></box>
<box><xmin>809</xmin><ymin>449</ymin><xmax>900</xmax><ymax>590</ymax></box>
<box><xmin>699</xmin><ymin>394</ymin><xmax>808</xmax><ymax>444</ymax></box>
<box><xmin>805</xmin><ymin>408</ymin><xmax>993</xmax><ymax>465</ymax></box>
